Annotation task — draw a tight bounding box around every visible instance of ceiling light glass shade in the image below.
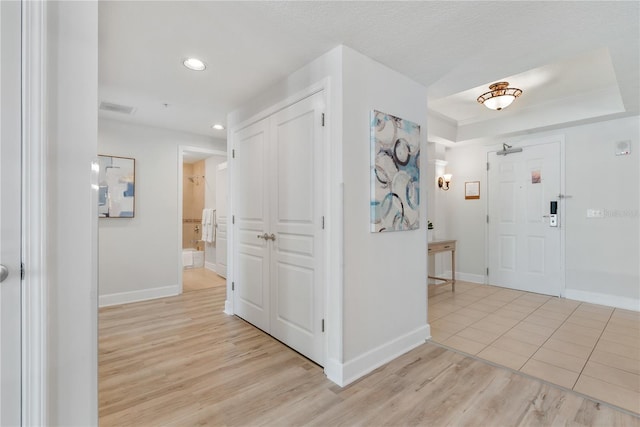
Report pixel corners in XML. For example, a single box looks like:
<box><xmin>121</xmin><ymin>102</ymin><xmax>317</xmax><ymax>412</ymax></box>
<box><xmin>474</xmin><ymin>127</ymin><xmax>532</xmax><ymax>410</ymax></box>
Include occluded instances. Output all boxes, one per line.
<box><xmin>183</xmin><ymin>58</ymin><xmax>206</xmax><ymax>71</ymax></box>
<box><xmin>477</xmin><ymin>82</ymin><xmax>522</xmax><ymax>111</ymax></box>
<box><xmin>212</xmin><ymin>124</ymin><xmax>225</xmax><ymax>130</ymax></box>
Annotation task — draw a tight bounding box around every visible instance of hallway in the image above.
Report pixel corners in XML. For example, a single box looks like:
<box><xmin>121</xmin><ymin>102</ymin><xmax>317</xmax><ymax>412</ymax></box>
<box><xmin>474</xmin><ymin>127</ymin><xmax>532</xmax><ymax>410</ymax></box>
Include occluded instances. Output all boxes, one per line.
<box><xmin>99</xmin><ymin>284</ymin><xmax>638</xmax><ymax>425</ymax></box>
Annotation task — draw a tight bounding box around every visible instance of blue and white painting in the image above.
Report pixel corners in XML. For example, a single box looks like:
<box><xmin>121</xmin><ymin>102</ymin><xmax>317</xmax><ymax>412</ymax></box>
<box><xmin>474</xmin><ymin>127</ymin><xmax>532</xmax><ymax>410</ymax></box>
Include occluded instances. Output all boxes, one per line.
<box><xmin>370</xmin><ymin>110</ymin><xmax>420</xmax><ymax>232</ymax></box>
<box><xmin>98</xmin><ymin>155</ymin><xmax>135</xmax><ymax>218</ymax></box>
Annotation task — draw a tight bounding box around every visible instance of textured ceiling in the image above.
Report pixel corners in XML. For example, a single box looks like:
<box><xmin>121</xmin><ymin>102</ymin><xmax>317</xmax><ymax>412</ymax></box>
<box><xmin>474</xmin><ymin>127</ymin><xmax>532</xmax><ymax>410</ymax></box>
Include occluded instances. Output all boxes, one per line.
<box><xmin>99</xmin><ymin>1</ymin><xmax>640</xmax><ymax>142</ymax></box>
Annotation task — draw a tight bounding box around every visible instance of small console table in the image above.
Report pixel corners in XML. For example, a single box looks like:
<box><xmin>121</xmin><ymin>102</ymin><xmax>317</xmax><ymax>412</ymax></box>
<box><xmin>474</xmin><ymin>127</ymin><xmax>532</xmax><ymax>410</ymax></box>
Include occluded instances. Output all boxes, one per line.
<box><xmin>428</xmin><ymin>239</ymin><xmax>456</xmax><ymax>292</ymax></box>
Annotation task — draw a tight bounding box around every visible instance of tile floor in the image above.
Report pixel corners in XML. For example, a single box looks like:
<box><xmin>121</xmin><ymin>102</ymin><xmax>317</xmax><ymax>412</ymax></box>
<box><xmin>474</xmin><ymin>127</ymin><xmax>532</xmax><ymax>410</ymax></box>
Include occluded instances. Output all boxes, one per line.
<box><xmin>428</xmin><ymin>281</ymin><xmax>640</xmax><ymax>414</ymax></box>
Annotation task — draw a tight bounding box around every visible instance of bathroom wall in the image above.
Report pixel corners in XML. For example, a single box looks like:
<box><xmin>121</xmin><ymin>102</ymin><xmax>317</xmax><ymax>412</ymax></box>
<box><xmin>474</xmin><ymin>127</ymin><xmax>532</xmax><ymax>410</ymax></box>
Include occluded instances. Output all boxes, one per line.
<box><xmin>182</xmin><ymin>161</ymin><xmax>206</xmax><ymax>250</ymax></box>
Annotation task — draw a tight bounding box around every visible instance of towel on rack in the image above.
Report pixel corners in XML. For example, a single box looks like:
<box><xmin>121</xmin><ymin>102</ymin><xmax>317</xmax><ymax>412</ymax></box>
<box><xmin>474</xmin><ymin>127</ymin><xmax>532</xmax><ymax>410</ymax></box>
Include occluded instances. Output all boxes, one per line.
<box><xmin>202</xmin><ymin>208</ymin><xmax>216</xmax><ymax>243</ymax></box>
<box><xmin>211</xmin><ymin>209</ymin><xmax>217</xmax><ymax>244</ymax></box>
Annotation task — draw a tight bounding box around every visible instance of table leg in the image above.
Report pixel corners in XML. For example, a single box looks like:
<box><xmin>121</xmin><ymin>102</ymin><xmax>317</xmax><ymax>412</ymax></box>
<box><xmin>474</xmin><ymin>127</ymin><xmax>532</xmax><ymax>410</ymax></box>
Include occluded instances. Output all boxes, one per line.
<box><xmin>451</xmin><ymin>249</ymin><xmax>456</xmax><ymax>292</ymax></box>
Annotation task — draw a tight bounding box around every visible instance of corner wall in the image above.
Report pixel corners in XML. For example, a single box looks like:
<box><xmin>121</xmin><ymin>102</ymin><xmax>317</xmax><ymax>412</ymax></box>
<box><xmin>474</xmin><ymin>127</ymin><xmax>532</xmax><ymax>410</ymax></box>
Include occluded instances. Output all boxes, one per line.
<box><xmin>340</xmin><ymin>46</ymin><xmax>429</xmax><ymax>383</ymax></box>
<box><xmin>98</xmin><ymin>119</ymin><xmax>225</xmax><ymax>306</ymax></box>
<box><xmin>228</xmin><ymin>45</ymin><xmax>429</xmax><ymax>386</ymax></box>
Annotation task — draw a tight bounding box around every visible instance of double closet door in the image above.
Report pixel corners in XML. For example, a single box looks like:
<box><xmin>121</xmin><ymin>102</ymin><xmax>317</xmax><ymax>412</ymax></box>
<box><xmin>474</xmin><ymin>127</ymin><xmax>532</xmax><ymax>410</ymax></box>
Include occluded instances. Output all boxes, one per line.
<box><xmin>233</xmin><ymin>91</ymin><xmax>325</xmax><ymax>365</ymax></box>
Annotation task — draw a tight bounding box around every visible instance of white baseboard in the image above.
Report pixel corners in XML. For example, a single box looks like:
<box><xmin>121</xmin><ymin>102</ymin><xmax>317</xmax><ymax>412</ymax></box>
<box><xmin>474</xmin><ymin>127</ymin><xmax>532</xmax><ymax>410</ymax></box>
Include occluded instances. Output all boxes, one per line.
<box><xmin>224</xmin><ymin>300</ymin><xmax>233</xmax><ymax>315</ymax></box>
<box><xmin>323</xmin><ymin>358</ymin><xmax>344</xmax><ymax>386</ymax></box>
<box><xmin>335</xmin><ymin>324</ymin><xmax>430</xmax><ymax>387</ymax></box>
<box><xmin>564</xmin><ymin>289</ymin><xmax>639</xmax><ymax>312</ymax></box>
<box><xmin>99</xmin><ymin>285</ymin><xmax>180</xmax><ymax>307</ymax></box>
<box><xmin>205</xmin><ymin>261</ymin><xmax>216</xmax><ymax>272</ymax></box>
<box><xmin>443</xmin><ymin>271</ymin><xmax>485</xmax><ymax>284</ymax></box>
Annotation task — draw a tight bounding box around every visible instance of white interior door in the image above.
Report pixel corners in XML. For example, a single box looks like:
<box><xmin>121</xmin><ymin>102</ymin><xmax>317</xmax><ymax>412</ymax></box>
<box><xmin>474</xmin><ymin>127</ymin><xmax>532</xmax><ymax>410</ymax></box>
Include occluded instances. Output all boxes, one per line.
<box><xmin>233</xmin><ymin>119</ymin><xmax>271</xmax><ymax>332</ymax></box>
<box><xmin>232</xmin><ymin>91</ymin><xmax>325</xmax><ymax>365</ymax></box>
<box><xmin>488</xmin><ymin>141</ymin><xmax>563</xmax><ymax>296</ymax></box>
<box><xmin>0</xmin><ymin>1</ymin><xmax>23</xmax><ymax>424</ymax></box>
<box><xmin>269</xmin><ymin>92</ymin><xmax>324</xmax><ymax>365</ymax></box>
<box><xmin>215</xmin><ymin>162</ymin><xmax>228</xmax><ymax>277</ymax></box>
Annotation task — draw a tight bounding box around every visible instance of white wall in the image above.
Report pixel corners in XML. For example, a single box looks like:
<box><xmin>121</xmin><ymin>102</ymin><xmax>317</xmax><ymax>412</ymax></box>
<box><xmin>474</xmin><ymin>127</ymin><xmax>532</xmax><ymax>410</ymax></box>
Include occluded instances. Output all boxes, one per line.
<box><xmin>563</xmin><ymin>117</ymin><xmax>639</xmax><ymax>308</ymax></box>
<box><xmin>228</xmin><ymin>45</ymin><xmax>429</xmax><ymax>386</ymax></box>
<box><xmin>340</xmin><ymin>47</ymin><xmax>429</xmax><ymax>377</ymax></box>
<box><xmin>98</xmin><ymin>119</ymin><xmax>225</xmax><ymax>305</ymax></box>
<box><xmin>444</xmin><ymin>116</ymin><xmax>640</xmax><ymax>309</ymax></box>
<box><xmin>441</xmin><ymin>142</ymin><xmax>487</xmax><ymax>283</ymax></box>
<box><xmin>46</xmin><ymin>2</ymin><xmax>98</xmax><ymax>424</ymax></box>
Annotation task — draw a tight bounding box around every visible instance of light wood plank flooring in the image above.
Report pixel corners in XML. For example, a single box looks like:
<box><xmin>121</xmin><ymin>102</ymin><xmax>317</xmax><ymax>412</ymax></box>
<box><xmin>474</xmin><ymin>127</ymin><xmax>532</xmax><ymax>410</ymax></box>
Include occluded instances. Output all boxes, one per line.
<box><xmin>429</xmin><ymin>281</ymin><xmax>640</xmax><ymax>414</ymax></box>
<box><xmin>100</xmin><ymin>285</ymin><xmax>639</xmax><ymax>426</ymax></box>
<box><xmin>183</xmin><ymin>267</ymin><xmax>225</xmax><ymax>292</ymax></box>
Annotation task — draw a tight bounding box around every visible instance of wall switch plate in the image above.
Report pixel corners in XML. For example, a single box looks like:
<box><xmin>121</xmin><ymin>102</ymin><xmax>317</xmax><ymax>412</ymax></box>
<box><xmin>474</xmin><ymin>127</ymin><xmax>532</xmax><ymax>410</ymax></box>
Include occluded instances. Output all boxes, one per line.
<box><xmin>586</xmin><ymin>209</ymin><xmax>604</xmax><ymax>218</ymax></box>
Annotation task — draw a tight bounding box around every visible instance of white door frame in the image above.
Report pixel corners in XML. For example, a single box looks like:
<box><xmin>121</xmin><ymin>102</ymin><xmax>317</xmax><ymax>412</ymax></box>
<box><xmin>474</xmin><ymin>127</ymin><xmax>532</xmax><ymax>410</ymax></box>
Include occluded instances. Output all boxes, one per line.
<box><xmin>177</xmin><ymin>146</ymin><xmax>226</xmax><ymax>293</ymax></box>
<box><xmin>227</xmin><ymin>78</ymin><xmax>334</xmax><ymax>368</ymax></box>
<box><xmin>484</xmin><ymin>134</ymin><xmax>567</xmax><ymax>297</ymax></box>
<box><xmin>21</xmin><ymin>1</ymin><xmax>48</xmax><ymax>424</ymax></box>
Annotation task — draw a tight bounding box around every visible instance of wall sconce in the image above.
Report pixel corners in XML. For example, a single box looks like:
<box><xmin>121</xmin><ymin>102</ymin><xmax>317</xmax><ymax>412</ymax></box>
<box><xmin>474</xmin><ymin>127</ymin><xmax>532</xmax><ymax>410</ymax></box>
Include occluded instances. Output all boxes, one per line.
<box><xmin>438</xmin><ymin>174</ymin><xmax>452</xmax><ymax>191</ymax></box>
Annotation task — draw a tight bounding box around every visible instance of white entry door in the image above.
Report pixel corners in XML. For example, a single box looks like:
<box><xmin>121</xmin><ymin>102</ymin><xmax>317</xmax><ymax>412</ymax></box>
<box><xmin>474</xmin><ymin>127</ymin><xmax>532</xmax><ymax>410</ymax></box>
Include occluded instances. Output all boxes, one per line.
<box><xmin>233</xmin><ymin>91</ymin><xmax>325</xmax><ymax>365</ymax></box>
<box><xmin>0</xmin><ymin>0</ymin><xmax>23</xmax><ymax>424</ymax></box>
<box><xmin>487</xmin><ymin>141</ymin><xmax>563</xmax><ymax>296</ymax></box>
<box><xmin>215</xmin><ymin>162</ymin><xmax>228</xmax><ymax>277</ymax></box>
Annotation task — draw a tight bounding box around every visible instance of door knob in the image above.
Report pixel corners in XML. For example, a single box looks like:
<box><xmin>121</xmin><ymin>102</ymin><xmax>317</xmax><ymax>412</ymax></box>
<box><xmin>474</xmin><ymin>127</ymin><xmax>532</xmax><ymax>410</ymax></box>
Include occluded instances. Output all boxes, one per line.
<box><xmin>0</xmin><ymin>265</ymin><xmax>8</xmax><ymax>283</ymax></box>
<box><xmin>257</xmin><ymin>233</ymin><xmax>269</xmax><ymax>240</ymax></box>
<box><xmin>268</xmin><ymin>233</ymin><xmax>276</xmax><ymax>241</ymax></box>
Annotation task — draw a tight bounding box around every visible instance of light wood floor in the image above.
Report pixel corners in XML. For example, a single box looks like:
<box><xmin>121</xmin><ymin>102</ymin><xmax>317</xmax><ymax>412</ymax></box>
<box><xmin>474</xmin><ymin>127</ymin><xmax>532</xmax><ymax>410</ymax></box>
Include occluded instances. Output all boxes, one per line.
<box><xmin>183</xmin><ymin>267</ymin><xmax>225</xmax><ymax>292</ymax></box>
<box><xmin>99</xmin><ymin>285</ymin><xmax>640</xmax><ymax>426</ymax></box>
<box><xmin>429</xmin><ymin>281</ymin><xmax>640</xmax><ymax>414</ymax></box>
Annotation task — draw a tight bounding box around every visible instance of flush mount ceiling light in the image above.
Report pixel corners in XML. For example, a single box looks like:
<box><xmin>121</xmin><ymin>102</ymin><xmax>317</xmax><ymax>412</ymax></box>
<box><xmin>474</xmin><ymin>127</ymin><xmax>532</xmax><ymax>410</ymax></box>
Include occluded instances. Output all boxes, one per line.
<box><xmin>211</xmin><ymin>124</ymin><xmax>225</xmax><ymax>130</ymax></box>
<box><xmin>477</xmin><ymin>82</ymin><xmax>522</xmax><ymax>111</ymax></box>
<box><xmin>183</xmin><ymin>57</ymin><xmax>206</xmax><ymax>71</ymax></box>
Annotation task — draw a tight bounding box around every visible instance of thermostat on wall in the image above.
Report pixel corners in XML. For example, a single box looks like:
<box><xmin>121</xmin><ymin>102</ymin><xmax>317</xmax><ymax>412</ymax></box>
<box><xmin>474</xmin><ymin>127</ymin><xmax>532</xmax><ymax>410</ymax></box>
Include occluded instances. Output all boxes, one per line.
<box><xmin>615</xmin><ymin>140</ymin><xmax>631</xmax><ymax>156</ymax></box>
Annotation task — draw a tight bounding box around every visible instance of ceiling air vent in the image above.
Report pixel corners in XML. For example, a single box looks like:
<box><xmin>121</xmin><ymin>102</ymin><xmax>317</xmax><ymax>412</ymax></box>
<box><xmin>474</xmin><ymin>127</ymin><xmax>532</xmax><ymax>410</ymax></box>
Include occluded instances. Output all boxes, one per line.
<box><xmin>99</xmin><ymin>101</ymin><xmax>136</xmax><ymax>115</ymax></box>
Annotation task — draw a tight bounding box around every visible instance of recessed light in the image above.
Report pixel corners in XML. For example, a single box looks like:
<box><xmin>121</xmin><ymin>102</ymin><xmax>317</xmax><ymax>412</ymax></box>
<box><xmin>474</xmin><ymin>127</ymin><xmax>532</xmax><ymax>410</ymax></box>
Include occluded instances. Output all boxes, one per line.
<box><xmin>183</xmin><ymin>58</ymin><xmax>206</xmax><ymax>71</ymax></box>
<box><xmin>212</xmin><ymin>124</ymin><xmax>225</xmax><ymax>130</ymax></box>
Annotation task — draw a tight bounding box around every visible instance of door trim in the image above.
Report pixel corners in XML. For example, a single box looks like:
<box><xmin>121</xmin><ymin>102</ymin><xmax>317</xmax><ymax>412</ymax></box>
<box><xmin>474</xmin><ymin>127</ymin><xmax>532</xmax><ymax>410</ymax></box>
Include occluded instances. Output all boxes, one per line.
<box><xmin>22</xmin><ymin>1</ymin><xmax>47</xmax><ymax>424</ymax></box>
<box><xmin>177</xmin><ymin>146</ymin><xmax>227</xmax><ymax>294</ymax></box>
<box><xmin>484</xmin><ymin>134</ymin><xmax>566</xmax><ymax>297</ymax></box>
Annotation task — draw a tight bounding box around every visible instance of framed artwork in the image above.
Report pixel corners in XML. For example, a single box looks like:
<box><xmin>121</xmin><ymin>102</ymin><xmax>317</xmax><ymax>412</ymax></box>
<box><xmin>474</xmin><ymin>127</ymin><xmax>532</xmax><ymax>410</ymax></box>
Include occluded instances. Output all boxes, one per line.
<box><xmin>98</xmin><ymin>155</ymin><xmax>135</xmax><ymax>218</ymax></box>
<box><xmin>370</xmin><ymin>110</ymin><xmax>420</xmax><ymax>232</ymax></box>
<box><xmin>465</xmin><ymin>181</ymin><xmax>480</xmax><ymax>200</ymax></box>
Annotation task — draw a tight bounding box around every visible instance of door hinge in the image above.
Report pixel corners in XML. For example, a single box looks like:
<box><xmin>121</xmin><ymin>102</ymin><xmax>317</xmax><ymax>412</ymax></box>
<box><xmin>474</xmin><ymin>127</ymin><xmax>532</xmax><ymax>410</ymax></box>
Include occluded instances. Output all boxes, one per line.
<box><xmin>486</xmin><ymin>162</ymin><xmax>490</xmax><ymax>171</ymax></box>
<box><xmin>321</xmin><ymin>113</ymin><xmax>325</xmax><ymax>127</ymax></box>
<box><xmin>232</xmin><ymin>282</ymin><xmax>235</xmax><ymax>291</ymax></box>
<box><xmin>486</xmin><ymin>267</ymin><xmax>489</xmax><ymax>276</ymax></box>
<box><xmin>322</xmin><ymin>216</ymin><xmax>325</xmax><ymax>230</ymax></box>
<box><xmin>21</xmin><ymin>263</ymin><xmax>25</xmax><ymax>280</ymax></box>
<box><xmin>232</xmin><ymin>215</ymin><xmax>235</xmax><ymax>224</ymax></box>
<box><xmin>232</xmin><ymin>149</ymin><xmax>235</xmax><ymax>159</ymax></box>
<box><xmin>486</xmin><ymin>215</ymin><xmax>489</xmax><ymax>224</ymax></box>
<box><xmin>321</xmin><ymin>318</ymin><xmax>325</xmax><ymax>332</ymax></box>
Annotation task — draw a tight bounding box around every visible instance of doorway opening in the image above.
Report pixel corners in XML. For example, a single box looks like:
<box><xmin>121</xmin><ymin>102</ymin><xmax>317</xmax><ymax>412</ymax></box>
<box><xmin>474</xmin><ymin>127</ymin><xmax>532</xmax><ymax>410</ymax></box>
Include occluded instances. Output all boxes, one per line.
<box><xmin>179</xmin><ymin>147</ymin><xmax>227</xmax><ymax>293</ymax></box>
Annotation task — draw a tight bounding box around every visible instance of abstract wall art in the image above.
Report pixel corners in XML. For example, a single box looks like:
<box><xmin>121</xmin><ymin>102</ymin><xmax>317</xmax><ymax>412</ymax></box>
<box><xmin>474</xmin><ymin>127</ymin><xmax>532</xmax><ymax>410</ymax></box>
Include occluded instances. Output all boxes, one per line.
<box><xmin>98</xmin><ymin>155</ymin><xmax>135</xmax><ymax>218</ymax></box>
<box><xmin>370</xmin><ymin>110</ymin><xmax>420</xmax><ymax>232</ymax></box>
